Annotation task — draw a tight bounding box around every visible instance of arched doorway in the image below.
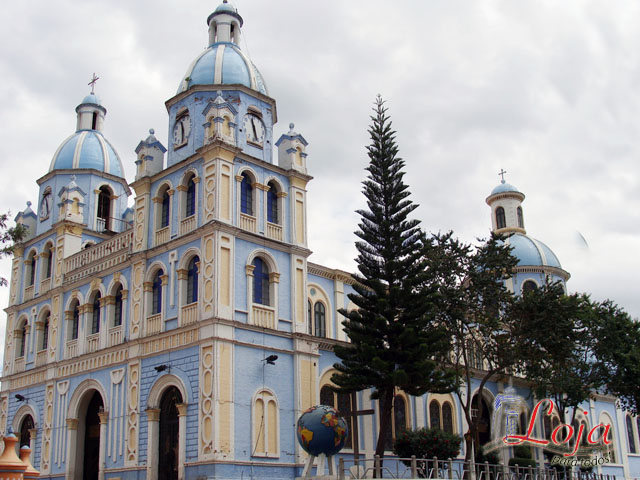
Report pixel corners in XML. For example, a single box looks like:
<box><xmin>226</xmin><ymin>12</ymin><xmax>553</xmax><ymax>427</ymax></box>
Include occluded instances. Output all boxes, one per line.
<box><xmin>471</xmin><ymin>393</ymin><xmax>492</xmax><ymax>446</ymax></box>
<box><xmin>19</xmin><ymin>414</ymin><xmax>35</xmax><ymax>449</ymax></box>
<box><xmin>159</xmin><ymin>387</ymin><xmax>182</xmax><ymax>480</ymax></box>
<box><xmin>83</xmin><ymin>391</ymin><xmax>103</xmax><ymax>480</ymax></box>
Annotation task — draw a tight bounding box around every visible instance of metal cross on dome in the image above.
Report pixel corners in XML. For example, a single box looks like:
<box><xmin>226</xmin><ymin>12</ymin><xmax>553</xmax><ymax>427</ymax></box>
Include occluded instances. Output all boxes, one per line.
<box><xmin>88</xmin><ymin>72</ymin><xmax>100</xmax><ymax>94</ymax></box>
<box><xmin>498</xmin><ymin>168</ymin><xmax>507</xmax><ymax>183</ymax></box>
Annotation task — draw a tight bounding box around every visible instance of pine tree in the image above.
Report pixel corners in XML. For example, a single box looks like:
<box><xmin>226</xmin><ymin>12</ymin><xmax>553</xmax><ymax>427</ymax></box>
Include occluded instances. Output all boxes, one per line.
<box><xmin>332</xmin><ymin>96</ymin><xmax>455</xmax><ymax>459</ymax></box>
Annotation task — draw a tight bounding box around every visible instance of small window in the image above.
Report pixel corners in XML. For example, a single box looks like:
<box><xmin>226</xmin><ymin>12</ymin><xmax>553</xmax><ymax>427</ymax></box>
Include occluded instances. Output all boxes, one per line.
<box><xmin>442</xmin><ymin>402</ymin><xmax>454</xmax><ymax>434</ymax></box>
<box><xmin>429</xmin><ymin>400</ymin><xmax>441</xmax><ymax>429</ymax></box>
<box><xmin>152</xmin><ymin>270</ymin><xmax>164</xmax><ymax>314</ymax></box>
<box><xmin>71</xmin><ymin>302</ymin><xmax>80</xmax><ymax>340</ymax></box>
<box><xmin>161</xmin><ymin>190</ymin><xmax>170</xmax><ymax>228</ymax></box>
<box><xmin>241</xmin><ymin>173</ymin><xmax>254</xmax><ymax>216</ymax></box>
<box><xmin>314</xmin><ymin>302</ymin><xmax>326</xmax><ymax>338</ymax></box>
<box><xmin>496</xmin><ymin>207</ymin><xmax>506</xmax><ymax>229</ymax></box>
<box><xmin>44</xmin><ymin>245</ymin><xmax>53</xmax><ymax>279</ymax></box>
<box><xmin>185</xmin><ymin>176</ymin><xmax>196</xmax><ymax>218</ymax></box>
<box><xmin>97</xmin><ymin>186</ymin><xmax>112</xmax><ymax>231</ymax></box>
<box><xmin>91</xmin><ymin>293</ymin><xmax>101</xmax><ymax>334</ymax></box>
<box><xmin>40</xmin><ymin>312</ymin><xmax>50</xmax><ymax>351</ymax></box>
<box><xmin>114</xmin><ymin>284</ymin><xmax>123</xmax><ymax>327</ymax></box>
<box><xmin>627</xmin><ymin>415</ymin><xmax>636</xmax><ymax>454</ymax></box>
<box><xmin>252</xmin><ymin>258</ymin><xmax>269</xmax><ymax>306</ymax></box>
<box><xmin>187</xmin><ymin>256</ymin><xmax>199</xmax><ymax>304</ymax></box>
<box><xmin>517</xmin><ymin>206</ymin><xmax>524</xmax><ymax>229</ymax></box>
<box><xmin>26</xmin><ymin>251</ymin><xmax>37</xmax><ymax>287</ymax></box>
<box><xmin>267</xmin><ymin>181</ymin><xmax>278</xmax><ymax>224</ymax></box>
<box><xmin>16</xmin><ymin>321</ymin><xmax>27</xmax><ymax>358</ymax></box>
<box><xmin>522</xmin><ymin>280</ymin><xmax>538</xmax><ymax>294</ymax></box>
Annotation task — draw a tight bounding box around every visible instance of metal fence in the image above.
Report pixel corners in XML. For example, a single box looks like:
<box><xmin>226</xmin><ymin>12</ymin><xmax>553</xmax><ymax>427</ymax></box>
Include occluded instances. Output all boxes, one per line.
<box><xmin>336</xmin><ymin>456</ymin><xmax>618</xmax><ymax>480</ymax></box>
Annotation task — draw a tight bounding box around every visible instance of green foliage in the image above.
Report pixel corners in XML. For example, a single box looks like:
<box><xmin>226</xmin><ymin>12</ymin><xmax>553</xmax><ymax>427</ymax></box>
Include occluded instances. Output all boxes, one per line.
<box><xmin>393</xmin><ymin>428</ymin><xmax>461</xmax><ymax>465</ymax></box>
<box><xmin>475</xmin><ymin>446</ymin><xmax>501</xmax><ymax>465</ymax></box>
<box><xmin>332</xmin><ymin>97</ymin><xmax>456</xmax><ymax>458</ymax></box>
<box><xmin>513</xmin><ymin>445</ymin><xmax>532</xmax><ymax>459</ymax></box>
<box><xmin>0</xmin><ymin>212</ymin><xmax>27</xmax><ymax>287</ymax></box>
<box><xmin>425</xmin><ymin>231</ymin><xmax>519</xmax><ymax>460</ymax></box>
<box><xmin>508</xmin><ymin>457</ymin><xmax>537</xmax><ymax>469</ymax></box>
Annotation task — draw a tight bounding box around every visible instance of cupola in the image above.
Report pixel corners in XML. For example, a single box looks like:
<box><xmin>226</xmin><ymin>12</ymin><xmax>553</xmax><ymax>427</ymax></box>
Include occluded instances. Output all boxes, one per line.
<box><xmin>177</xmin><ymin>1</ymin><xmax>268</xmax><ymax>95</ymax></box>
<box><xmin>485</xmin><ymin>172</ymin><xmax>526</xmax><ymax>235</ymax></box>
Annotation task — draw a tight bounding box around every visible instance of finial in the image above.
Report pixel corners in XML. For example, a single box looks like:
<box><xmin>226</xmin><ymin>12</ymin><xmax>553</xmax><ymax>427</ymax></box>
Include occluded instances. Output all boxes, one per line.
<box><xmin>149</xmin><ymin>128</ymin><xmax>155</xmax><ymax>135</ymax></box>
<box><xmin>70</xmin><ymin>175</ymin><xmax>76</xmax><ymax>182</ymax></box>
<box><xmin>88</xmin><ymin>72</ymin><xmax>100</xmax><ymax>94</ymax></box>
<box><xmin>26</xmin><ymin>201</ymin><xmax>32</xmax><ymax>207</ymax></box>
<box><xmin>498</xmin><ymin>168</ymin><xmax>507</xmax><ymax>184</ymax></box>
<box><xmin>223</xmin><ymin>0</ymin><xmax>228</xmax><ymax>3</ymax></box>
<box><xmin>289</xmin><ymin>123</ymin><xmax>295</xmax><ymax>132</ymax></box>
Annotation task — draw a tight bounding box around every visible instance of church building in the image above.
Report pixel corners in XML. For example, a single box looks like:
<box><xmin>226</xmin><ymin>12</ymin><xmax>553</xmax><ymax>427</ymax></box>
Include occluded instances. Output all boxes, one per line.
<box><xmin>2</xmin><ymin>2</ymin><xmax>639</xmax><ymax>479</ymax></box>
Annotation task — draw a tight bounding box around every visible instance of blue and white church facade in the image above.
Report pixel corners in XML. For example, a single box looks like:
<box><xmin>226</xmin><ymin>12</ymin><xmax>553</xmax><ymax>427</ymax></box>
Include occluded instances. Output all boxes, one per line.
<box><xmin>2</xmin><ymin>2</ymin><xmax>640</xmax><ymax>479</ymax></box>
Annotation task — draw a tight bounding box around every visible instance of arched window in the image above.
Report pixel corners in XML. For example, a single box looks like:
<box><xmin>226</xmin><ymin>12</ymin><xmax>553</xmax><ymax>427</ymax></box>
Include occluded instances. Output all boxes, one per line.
<box><xmin>19</xmin><ymin>415</ymin><xmax>35</xmax><ymax>449</ymax></box>
<box><xmin>16</xmin><ymin>320</ymin><xmax>27</xmax><ymax>358</ymax></box>
<box><xmin>42</xmin><ymin>242</ymin><xmax>53</xmax><ymax>280</ymax></box>
<box><xmin>70</xmin><ymin>300</ymin><xmax>80</xmax><ymax>340</ymax></box>
<box><xmin>320</xmin><ymin>385</ymin><xmax>353</xmax><ymax>449</ymax></box>
<box><xmin>241</xmin><ymin>172</ymin><xmax>254</xmax><ymax>216</ymax></box>
<box><xmin>442</xmin><ymin>402</ymin><xmax>454</xmax><ymax>434</ymax></box>
<box><xmin>97</xmin><ymin>185</ymin><xmax>112</xmax><ymax>231</ymax></box>
<box><xmin>161</xmin><ymin>190</ymin><xmax>170</xmax><ymax>228</ymax></box>
<box><xmin>314</xmin><ymin>302</ymin><xmax>326</xmax><ymax>338</ymax></box>
<box><xmin>253</xmin><ymin>390</ymin><xmax>279</xmax><ymax>457</ymax></box>
<box><xmin>429</xmin><ymin>400</ymin><xmax>441</xmax><ymax>429</ymax></box>
<box><xmin>185</xmin><ymin>175</ymin><xmax>196</xmax><ymax>218</ymax></box>
<box><xmin>522</xmin><ymin>280</ymin><xmax>538</xmax><ymax>294</ymax></box>
<box><xmin>114</xmin><ymin>284</ymin><xmax>123</xmax><ymax>327</ymax></box>
<box><xmin>517</xmin><ymin>206</ymin><xmax>524</xmax><ymax>228</ymax></box>
<box><xmin>496</xmin><ymin>207</ymin><xmax>506</xmax><ymax>229</ymax></box>
<box><xmin>152</xmin><ymin>270</ymin><xmax>164</xmax><ymax>315</ymax></box>
<box><xmin>91</xmin><ymin>293</ymin><xmax>101</xmax><ymax>334</ymax></box>
<box><xmin>186</xmin><ymin>256</ymin><xmax>199</xmax><ymax>304</ymax></box>
<box><xmin>252</xmin><ymin>258</ymin><xmax>269</xmax><ymax>306</ymax></box>
<box><xmin>159</xmin><ymin>386</ymin><xmax>183</xmax><ymax>476</ymax></box>
<box><xmin>627</xmin><ymin>415</ymin><xmax>636</xmax><ymax>453</ymax></box>
<box><xmin>267</xmin><ymin>181</ymin><xmax>279</xmax><ymax>224</ymax></box>
<box><xmin>40</xmin><ymin>311</ymin><xmax>50</xmax><ymax>351</ymax></box>
<box><xmin>382</xmin><ymin>394</ymin><xmax>409</xmax><ymax>451</ymax></box>
<box><xmin>26</xmin><ymin>251</ymin><xmax>37</xmax><ymax>287</ymax></box>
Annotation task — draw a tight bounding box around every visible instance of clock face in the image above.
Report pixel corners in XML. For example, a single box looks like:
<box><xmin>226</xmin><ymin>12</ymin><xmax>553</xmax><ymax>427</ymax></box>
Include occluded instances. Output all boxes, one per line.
<box><xmin>173</xmin><ymin>114</ymin><xmax>191</xmax><ymax>147</ymax></box>
<box><xmin>243</xmin><ymin>114</ymin><xmax>265</xmax><ymax>145</ymax></box>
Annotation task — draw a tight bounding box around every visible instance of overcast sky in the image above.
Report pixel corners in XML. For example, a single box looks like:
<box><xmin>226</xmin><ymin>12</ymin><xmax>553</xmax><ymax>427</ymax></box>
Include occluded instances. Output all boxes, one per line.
<box><xmin>1</xmin><ymin>0</ymin><xmax>639</xmax><ymax>346</ymax></box>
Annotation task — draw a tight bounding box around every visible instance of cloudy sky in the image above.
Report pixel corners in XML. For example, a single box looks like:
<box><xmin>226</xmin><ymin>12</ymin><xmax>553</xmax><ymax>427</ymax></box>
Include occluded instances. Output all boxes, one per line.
<box><xmin>1</xmin><ymin>0</ymin><xmax>639</xmax><ymax>343</ymax></box>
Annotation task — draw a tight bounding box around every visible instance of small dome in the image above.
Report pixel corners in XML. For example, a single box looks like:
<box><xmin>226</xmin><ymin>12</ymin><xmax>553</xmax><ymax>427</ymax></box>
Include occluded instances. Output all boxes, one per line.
<box><xmin>504</xmin><ymin>233</ymin><xmax>562</xmax><ymax>269</ymax></box>
<box><xmin>214</xmin><ymin>2</ymin><xmax>237</xmax><ymax>14</ymax></box>
<box><xmin>49</xmin><ymin>130</ymin><xmax>124</xmax><ymax>177</ymax></box>
<box><xmin>490</xmin><ymin>180</ymin><xmax>521</xmax><ymax>196</ymax></box>
<box><xmin>178</xmin><ymin>43</ymin><xmax>267</xmax><ymax>95</ymax></box>
<box><xmin>80</xmin><ymin>93</ymin><xmax>102</xmax><ymax>106</ymax></box>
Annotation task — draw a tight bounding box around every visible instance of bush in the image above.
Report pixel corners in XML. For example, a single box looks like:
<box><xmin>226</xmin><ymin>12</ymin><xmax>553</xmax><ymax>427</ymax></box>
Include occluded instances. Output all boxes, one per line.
<box><xmin>393</xmin><ymin>427</ymin><xmax>462</xmax><ymax>461</ymax></box>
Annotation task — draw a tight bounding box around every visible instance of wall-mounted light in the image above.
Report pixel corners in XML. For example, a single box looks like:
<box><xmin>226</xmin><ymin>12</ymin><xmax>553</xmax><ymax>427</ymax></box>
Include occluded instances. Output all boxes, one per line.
<box><xmin>15</xmin><ymin>394</ymin><xmax>27</xmax><ymax>402</ymax></box>
<box><xmin>264</xmin><ymin>355</ymin><xmax>278</xmax><ymax>365</ymax></box>
<box><xmin>154</xmin><ymin>365</ymin><xmax>169</xmax><ymax>373</ymax></box>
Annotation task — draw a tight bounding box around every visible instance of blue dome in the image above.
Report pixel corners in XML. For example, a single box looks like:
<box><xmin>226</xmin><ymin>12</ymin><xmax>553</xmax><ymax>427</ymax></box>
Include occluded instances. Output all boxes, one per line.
<box><xmin>491</xmin><ymin>181</ymin><xmax>521</xmax><ymax>196</ymax></box>
<box><xmin>214</xmin><ymin>2</ymin><xmax>236</xmax><ymax>14</ymax></box>
<box><xmin>80</xmin><ymin>93</ymin><xmax>102</xmax><ymax>106</ymax></box>
<box><xmin>49</xmin><ymin>130</ymin><xmax>124</xmax><ymax>178</ymax></box>
<box><xmin>178</xmin><ymin>42</ymin><xmax>268</xmax><ymax>95</ymax></box>
<box><xmin>504</xmin><ymin>233</ymin><xmax>562</xmax><ymax>269</ymax></box>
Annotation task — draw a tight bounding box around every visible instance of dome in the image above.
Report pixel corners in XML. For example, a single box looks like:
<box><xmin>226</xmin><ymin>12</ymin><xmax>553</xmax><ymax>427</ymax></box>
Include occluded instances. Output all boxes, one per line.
<box><xmin>49</xmin><ymin>130</ymin><xmax>124</xmax><ymax>177</ymax></box>
<box><xmin>213</xmin><ymin>2</ymin><xmax>237</xmax><ymax>14</ymax></box>
<box><xmin>490</xmin><ymin>180</ymin><xmax>521</xmax><ymax>196</ymax></box>
<box><xmin>178</xmin><ymin>42</ymin><xmax>268</xmax><ymax>95</ymax></box>
<box><xmin>79</xmin><ymin>93</ymin><xmax>102</xmax><ymax>106</ymax></box>
<box><xmin>504</xmin><ymin>233</ymin><xmax>562</xmax><ymax>269</ymax></box>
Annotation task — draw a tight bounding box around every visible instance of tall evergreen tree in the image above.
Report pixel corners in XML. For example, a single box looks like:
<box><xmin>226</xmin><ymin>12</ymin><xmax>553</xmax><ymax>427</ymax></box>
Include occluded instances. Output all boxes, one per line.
<box><xmin>332</xmin><ymin>96</ymin><xmax>455</xmax><ymax>459</ymax></box>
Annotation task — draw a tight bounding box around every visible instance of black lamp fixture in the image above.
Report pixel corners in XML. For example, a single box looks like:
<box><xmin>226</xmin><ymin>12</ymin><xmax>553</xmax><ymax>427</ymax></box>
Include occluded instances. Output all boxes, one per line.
<box><xmin>264</xmin><ymin>354</ymin><xmax>278</xmax><ymax>365</ymax></box>
<box><xmin>15</xmin><ymin>394</ymin><xmax>27</xmax><ymax>402</ymax></box>
<box><xmin>154</xmin><ymin>364</ymin><xmax>169</xmax><ymax>373</ymax></box>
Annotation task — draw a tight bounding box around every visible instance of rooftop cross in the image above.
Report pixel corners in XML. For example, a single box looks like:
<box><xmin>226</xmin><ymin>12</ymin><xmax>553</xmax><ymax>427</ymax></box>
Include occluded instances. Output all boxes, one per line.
<box><xmin>498</xmin><ymin>168</ymin><xmax>507</xmax><ymax>183</ymax></box>
<box><xmin>88</xmin><ymin>72</ymin><xmax>100</xmax><ymax>94</ymax></box>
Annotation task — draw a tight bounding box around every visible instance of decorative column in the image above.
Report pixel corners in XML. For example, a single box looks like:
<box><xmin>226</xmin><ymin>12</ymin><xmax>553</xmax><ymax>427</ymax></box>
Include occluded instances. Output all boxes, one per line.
<box><xmin>146</xmin><ymin>408</ymin><xmax>160</xmax><ymax>480</ymax></box>
<box><xmin>98</xmin><ymin>410</ymin><xmax>108</xmax><ymax>480</ymax></box>
<box><xmin>66</xmin><ymin>418</ymin><xmax>78</xmax><ymax>479</ymax></box>
<box><xmin>28</xmin><ymin>428</ymin><xmax>37</xmax><ymax>454</ymax></box>
<box><xmin>99</xmin><ymin>296</ymin><xmax>108</xmax><ymax>349</ymax></box>
<box><xmin>245</xmin><ymin>264</ymin><xmax>255</xmax><ymax>324</ymax></box>
<box><xmin>177</xmin><ymin>403</ymin><xmax>188</xmax><ymax>480</ymax></box>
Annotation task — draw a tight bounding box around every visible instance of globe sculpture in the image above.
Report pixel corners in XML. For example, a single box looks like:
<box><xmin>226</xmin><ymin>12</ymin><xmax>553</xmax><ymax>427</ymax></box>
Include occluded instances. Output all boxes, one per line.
<box><xmin>296</xmin><ymin>405</ymin><xmax>349</xmax><ymax>457</ymax></box>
